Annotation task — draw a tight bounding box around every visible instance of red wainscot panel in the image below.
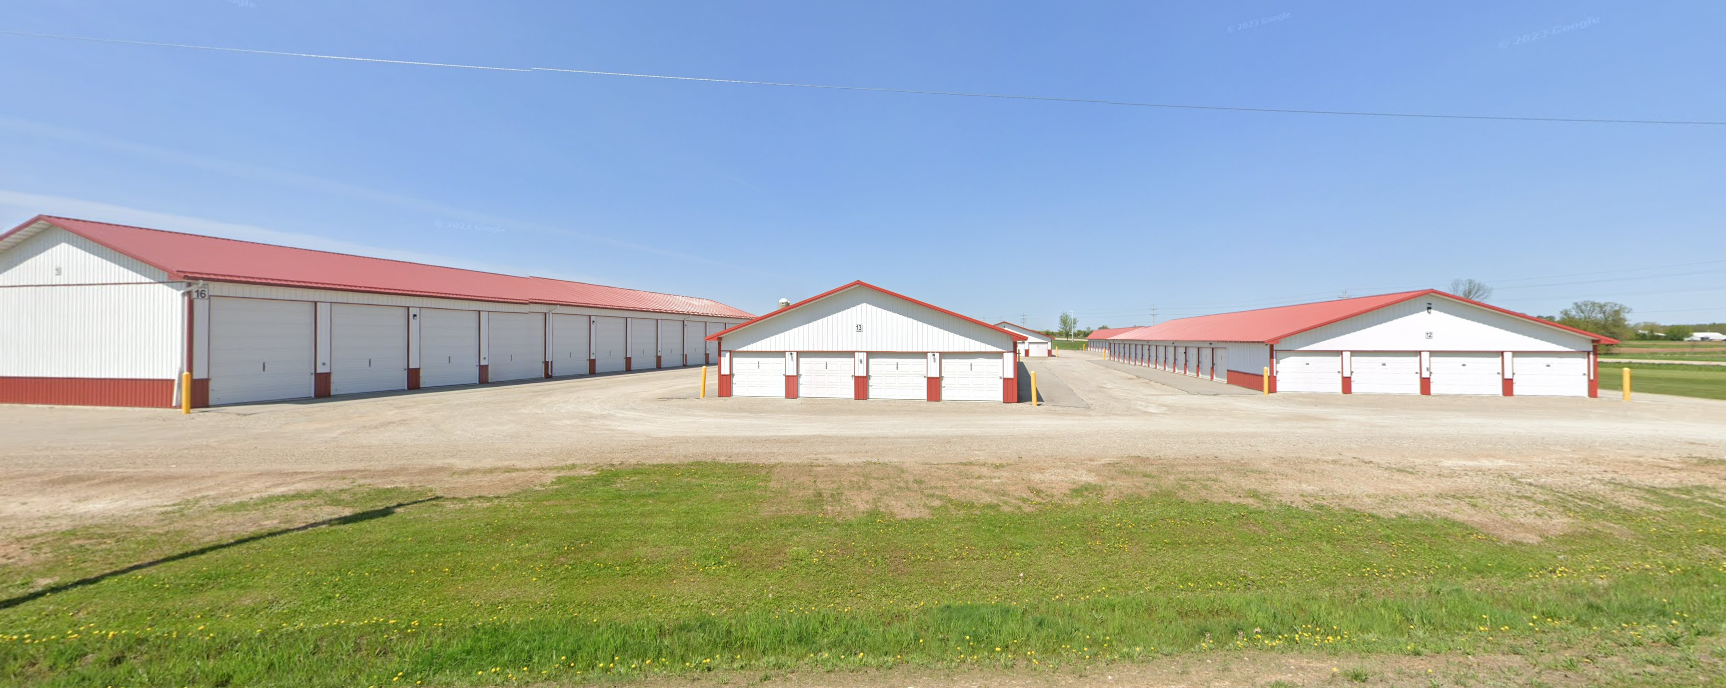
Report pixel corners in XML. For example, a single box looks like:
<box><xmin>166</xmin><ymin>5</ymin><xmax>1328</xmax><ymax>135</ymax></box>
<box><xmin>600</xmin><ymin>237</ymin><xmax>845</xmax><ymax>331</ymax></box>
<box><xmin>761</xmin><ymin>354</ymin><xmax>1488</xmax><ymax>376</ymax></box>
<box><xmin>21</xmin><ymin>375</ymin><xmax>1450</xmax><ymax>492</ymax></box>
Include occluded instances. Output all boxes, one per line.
<box><xmin>0</xmin><ymin>377</ymin><xmax>175</xmax><ymax>408</ymax></box>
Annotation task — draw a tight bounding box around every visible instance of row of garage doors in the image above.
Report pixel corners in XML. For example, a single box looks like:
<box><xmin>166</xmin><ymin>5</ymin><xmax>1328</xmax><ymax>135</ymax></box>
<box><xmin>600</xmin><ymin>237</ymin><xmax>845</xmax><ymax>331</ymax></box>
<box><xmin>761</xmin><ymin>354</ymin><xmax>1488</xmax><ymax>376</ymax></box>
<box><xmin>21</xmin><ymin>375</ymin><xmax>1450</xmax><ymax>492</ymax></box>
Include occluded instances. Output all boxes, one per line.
<box><xmin>729</xmin><ymin>352</ymin><xmax>1005</xmax><ymax>401</ymax></box>
<box><xmin>1114</xmin><ymin>344</ymin><xmax>1228</xmax><ymax>381</ymax></box>
<box><xmin>1275</xmin><ymin>351</ymin><xmax>1588</xmax><ymax>397</ymax></box>
<box><xmin>208</xmin><ymin>297</ymin><xmax>725</xmax><ymax>406</ymax></box>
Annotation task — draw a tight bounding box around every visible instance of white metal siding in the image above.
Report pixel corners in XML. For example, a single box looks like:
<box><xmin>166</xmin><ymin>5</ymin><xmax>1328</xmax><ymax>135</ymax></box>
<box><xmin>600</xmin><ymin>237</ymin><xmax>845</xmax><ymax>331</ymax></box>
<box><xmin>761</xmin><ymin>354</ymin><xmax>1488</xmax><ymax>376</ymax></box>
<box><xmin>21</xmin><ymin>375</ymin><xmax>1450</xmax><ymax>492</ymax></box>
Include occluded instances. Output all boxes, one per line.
<box><xmin>208</xmin><ymin>297</ymin><xmax>315</xmax><ymax>405</ymax></box>
<box><xmin>797</xmin><ymin>353</ymin><xmax>852</xmax><ymax>398</ymax></box>
<box><xmin>420</xmin><ymin>308</ymin><xmax>480</xmax><ymax>387</ymax></box>
<box><xmin>724</xmin><ymin>288</ymin><xmax>1013</xmax><ymax>353</ymax></box>
<box><xmin>0</xmin><ymin>227</ymin><xmax>182</xmax><ymax>379</ymax></box>
<box><xmin>550</xmin><ymin>314</ymin><xmax>590</xmax><ymax>376</ymax></box>
<box><xmin>658</xmin><ymin>320</ymin><xmax>685</xmax><ymax>367</ymax></box>
<box><xmin>1275</xmin><ymin>351</ymin><xmax>1340</xmax><ymax>393</ymax></box>
<box><xmin>592</xmin><ymin>316</ymin><xmax>626</xmax><ymax>373</ymax></box>
<box><xmin>331</xmin><ymin>304</ymin><xmax>408</xmax><ymax>395</ymax></box>
<box><xmin>628</xmin><ymin>318</ymin><xmax>658</xmax><ymax>367</ymax></box>
<box><xmin>1430</xmin><ymin>353</ymin><xmax>1502</xmax><ymax>395</ymax></box>
<box><xmin>730</xmin><ymin>352</ymin><xmax>784</xmax><ymax>397</ymax></box>
<box><xmin>941</xmin><ymin>353</ymin><xmax>1002</xmax><ymax>402</ymax></box>
<box><xmin>706</xmin><ymin>322</ymin><xmax>723</xmax><ymax>363</ymax></box>
<box><xmin>868</xmin><ymin>353</ymin><xmax>926</xmax><ymax>400</ymax></box>
<box><xmin>1281</xmin><ymin>296</ymin><xmax>1593</xmax><ymax>353</ymax></box>
<box><xmin>488</xmin><ymin>312</ymin><xmax>544</xmax><ymax>382</ymax></box>
<box><xmin>1352</xmin><ymin>352</ymin><xmax>1421</xmax><ymax>394</ymax></box>
<box><xmin>1515</xmin><ymin>353</ymin><xmax>1588</xmax><ymax>397</ymax></box>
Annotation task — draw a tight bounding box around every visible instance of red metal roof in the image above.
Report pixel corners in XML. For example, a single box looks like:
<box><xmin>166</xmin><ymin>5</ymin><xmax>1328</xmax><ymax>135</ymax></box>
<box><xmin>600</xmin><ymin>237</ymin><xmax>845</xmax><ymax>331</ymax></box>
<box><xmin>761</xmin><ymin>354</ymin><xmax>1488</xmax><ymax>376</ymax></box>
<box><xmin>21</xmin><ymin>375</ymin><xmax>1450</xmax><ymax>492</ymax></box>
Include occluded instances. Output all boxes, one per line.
<box><xmin>1107</xmin><ymin>290</ymin><xmax>1617</xmax><ymax>345</ymax></box>
<box><xmin>4</xmin><ymin>215</ymin><xmax>753</xmax><ymax>319</ymax></box>
<box><xmin>1086</xmin><ymin>327</ymin><xmax>1138</xmax><ymax>340</ymax></box>
<box><xmin>994</xmin><ymin>322</ymin><xmax>1052</xmax><ymax>341</ymax></box>
<box><xmin>707</xmin><ymin>281</ymin><xmax>1028</xmax><ymax>342</ymax></box>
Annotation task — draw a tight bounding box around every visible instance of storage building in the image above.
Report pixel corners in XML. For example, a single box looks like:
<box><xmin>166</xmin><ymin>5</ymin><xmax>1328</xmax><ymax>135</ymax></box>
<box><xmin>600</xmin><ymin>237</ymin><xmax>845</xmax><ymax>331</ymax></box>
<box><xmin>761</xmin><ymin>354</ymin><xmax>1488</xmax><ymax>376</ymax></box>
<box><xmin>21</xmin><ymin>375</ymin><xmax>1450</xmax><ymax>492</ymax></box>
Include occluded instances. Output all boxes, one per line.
<box><xmin>1093</xmin><ymin>290</ymin><xmax>1615</xmax><ymax>397</ymax></box>
<box><xmin>0</xmin><ymin>215</ymin><xmax>751</xmax><ymax>408</ymax></box>
<box><xmin>996</xmin><ymin>322</ymin><xmax>1053</xmax><ymax>357</ymax></box>
<box><xmin>1085</xmin><ymin>327</ymin><xmax>1135</xmax><ymax>353</ymax></box>
<box><xmin>708</xmin><ymin>281</ymin><xmax>1026</xmax><ymax>402</ymax></box>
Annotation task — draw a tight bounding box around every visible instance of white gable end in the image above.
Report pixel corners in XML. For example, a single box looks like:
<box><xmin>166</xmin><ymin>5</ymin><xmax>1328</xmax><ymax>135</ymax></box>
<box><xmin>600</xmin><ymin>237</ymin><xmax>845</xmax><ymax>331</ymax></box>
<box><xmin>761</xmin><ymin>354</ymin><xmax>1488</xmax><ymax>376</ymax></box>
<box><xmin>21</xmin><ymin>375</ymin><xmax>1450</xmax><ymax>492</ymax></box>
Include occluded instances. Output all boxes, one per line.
<box><xmin>724</xmin><ymin>287</ymin><xmax>1013</xmax><ymax>353</ymax></box>
<box><xmin>0</xmin><ymin>225</ymin><xmax>169</xmax><ymax>286</ymax></box>
<box><xmin>1281</xmin><ymin>295</ymin><xmax>1594</xmax><ymax>353</ymax></box>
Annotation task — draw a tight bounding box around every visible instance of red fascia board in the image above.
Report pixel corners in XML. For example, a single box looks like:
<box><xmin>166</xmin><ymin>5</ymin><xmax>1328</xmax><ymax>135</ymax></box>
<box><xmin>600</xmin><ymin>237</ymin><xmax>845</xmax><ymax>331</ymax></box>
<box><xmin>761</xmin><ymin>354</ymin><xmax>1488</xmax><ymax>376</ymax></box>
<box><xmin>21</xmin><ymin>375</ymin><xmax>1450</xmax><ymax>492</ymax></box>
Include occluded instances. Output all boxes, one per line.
<box><xmin>706</xmin><ymin>281</ymin><xmax>1028</xmax><ymax>342</ymax></box>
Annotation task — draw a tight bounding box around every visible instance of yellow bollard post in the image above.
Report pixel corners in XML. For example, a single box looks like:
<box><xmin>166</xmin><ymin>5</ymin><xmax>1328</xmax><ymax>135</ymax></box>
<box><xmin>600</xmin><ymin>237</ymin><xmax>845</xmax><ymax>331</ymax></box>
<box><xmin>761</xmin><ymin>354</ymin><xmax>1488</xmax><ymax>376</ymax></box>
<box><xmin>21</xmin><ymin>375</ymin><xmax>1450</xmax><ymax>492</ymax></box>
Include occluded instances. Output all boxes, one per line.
<box><xmin>181</xmin><ymin>372</ymin><xmax>192</xmax><ymax>414</ymax></box>
<box><xmin>1031</xmin><ymin>371</ymin><xmax>1039</xmax><ymax>407</ymax></box>
<box><xmin>1262</xmin><ymin>367</ymin><xmax>1270</xmax><ymax>395</ymax></box>
<box><xmin>1622</xmin><ymin>367</ymin><xmax>1630</xmax><ymax>402</ymax></box>
<box><xmin>701</xmin><ymin>366</ymin><xmax>708</xmax><ymax>399</ymax></box>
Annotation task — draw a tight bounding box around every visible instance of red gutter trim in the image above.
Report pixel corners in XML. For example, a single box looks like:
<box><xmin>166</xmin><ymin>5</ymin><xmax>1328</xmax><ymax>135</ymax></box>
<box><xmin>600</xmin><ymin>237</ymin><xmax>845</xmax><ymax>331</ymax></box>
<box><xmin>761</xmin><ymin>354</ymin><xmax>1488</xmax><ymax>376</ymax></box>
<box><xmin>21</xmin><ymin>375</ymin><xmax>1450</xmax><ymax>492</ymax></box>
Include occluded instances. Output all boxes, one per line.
<box><xmin>705</xmin><ymin>281</ymin><xmax>1029</xmax><ymax>342</ymax></box>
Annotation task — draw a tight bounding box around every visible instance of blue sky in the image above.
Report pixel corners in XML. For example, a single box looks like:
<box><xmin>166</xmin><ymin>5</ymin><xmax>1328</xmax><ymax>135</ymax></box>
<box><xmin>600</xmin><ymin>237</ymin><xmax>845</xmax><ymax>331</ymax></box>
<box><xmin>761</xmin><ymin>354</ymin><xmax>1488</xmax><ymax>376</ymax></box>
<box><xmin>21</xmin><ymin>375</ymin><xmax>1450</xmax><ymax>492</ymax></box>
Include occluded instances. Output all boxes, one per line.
<box><xmin>3</xmin><ymin>1</ymin><xmax>1723</xmax><ymax>329</ymax></box>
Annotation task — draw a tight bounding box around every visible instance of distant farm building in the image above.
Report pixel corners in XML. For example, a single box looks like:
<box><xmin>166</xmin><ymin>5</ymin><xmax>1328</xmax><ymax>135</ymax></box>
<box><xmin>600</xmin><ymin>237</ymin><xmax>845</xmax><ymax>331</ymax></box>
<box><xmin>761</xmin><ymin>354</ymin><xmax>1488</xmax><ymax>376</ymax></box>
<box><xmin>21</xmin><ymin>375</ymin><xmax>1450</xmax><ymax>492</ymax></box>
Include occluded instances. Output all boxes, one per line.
<box><xmin>996</xmin><ymin>322</ymin><xmax>1052</xmax><ymax>357</ymax></box>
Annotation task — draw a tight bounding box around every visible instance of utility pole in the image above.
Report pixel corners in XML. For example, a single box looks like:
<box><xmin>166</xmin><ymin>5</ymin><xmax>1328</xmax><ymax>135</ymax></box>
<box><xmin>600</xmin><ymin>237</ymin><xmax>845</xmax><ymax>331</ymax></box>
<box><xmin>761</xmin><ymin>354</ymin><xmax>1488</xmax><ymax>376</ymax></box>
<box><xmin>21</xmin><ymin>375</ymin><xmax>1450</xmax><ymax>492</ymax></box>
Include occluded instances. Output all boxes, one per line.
<box><xmin>1150</xmin><ymin>305</ymin><xmax>1157</xmax><ymax>325</ymax></box>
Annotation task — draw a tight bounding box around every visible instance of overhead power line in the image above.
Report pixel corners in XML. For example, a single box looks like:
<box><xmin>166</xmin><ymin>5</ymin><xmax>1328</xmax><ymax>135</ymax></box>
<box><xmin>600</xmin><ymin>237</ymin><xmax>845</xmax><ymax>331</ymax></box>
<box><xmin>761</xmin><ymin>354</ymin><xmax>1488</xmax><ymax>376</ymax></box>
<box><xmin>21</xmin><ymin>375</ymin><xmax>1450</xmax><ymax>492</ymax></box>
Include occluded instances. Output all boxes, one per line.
<box><xmin>5</xmin><ymin>30</ymin><xmax>1726</xmax><ymax>127</ymax></box>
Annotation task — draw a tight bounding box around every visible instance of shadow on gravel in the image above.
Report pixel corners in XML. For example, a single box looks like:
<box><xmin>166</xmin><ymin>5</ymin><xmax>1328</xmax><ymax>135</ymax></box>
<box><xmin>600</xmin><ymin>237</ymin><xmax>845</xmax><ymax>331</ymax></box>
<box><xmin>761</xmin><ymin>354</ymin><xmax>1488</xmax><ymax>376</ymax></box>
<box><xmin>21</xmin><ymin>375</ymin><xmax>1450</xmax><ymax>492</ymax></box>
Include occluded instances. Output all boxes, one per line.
<box><xmin>0</xmin><ymin>497</ymin><xmax>441</xmax><ymax>610</ymax></box>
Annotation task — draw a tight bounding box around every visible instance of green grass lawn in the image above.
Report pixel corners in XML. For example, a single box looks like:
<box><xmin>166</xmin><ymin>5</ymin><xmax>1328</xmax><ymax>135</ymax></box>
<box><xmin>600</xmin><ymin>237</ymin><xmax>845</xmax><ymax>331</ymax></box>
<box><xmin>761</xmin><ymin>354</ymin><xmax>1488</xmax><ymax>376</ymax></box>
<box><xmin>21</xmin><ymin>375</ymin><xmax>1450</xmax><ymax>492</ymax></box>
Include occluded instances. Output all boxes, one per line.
<box><xmin>1598</xmin><ymin>362</ymin><xmax>1726</xmax><ymax>401</ymax></box>
<box><xmin>3</xmin><ymin>464</ymin><xmax>1725</xmax><ymax>687</ymax></box>
<box><xmin>1602</xmin><ymin>352</ymin><xmax>1726</xmax><ymax>362</ymax></box>
<box><xmin>1605</xmin><ymin>341</ymin><xmax>1726</xmax><ymax>362</ymax></box>
<box><xmin>1053</xmin><ymin>340</ymin><xmax>1089</xmax><ymax>351</ymax></box>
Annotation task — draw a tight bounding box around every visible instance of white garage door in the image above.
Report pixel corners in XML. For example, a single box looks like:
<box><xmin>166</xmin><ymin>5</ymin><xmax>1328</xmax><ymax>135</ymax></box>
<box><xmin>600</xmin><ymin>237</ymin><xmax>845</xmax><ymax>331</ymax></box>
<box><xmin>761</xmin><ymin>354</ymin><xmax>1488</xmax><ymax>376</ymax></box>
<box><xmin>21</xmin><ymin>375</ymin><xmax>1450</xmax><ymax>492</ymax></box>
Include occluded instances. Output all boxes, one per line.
<box><xmin>331</xmin><ymin>304</ymin><xmax>408</xmax><ymax>395</ymax></box>
<box><xmin>1515</xmin><ymin>353</ymin><xmax>1588</xmax><ymax>397</ymax></box>
<box><xmin>1430</xmin><ymin>353</ymin><xmax>1502</xmax><ymax>395</ymax></box>
<box><xmin>798</xmin><ymin>353</ymin><xmax>853</xmax><ymax>398</ymax></box>
<box><xmin>1352</xmin><ymin>352</ymin><xmax>1420</xmax><ymax>394</ymax></box>
<box><xmin>731</xmin><ymin>352</ymin><xmax>784</xmax><ymax>397</ymax></box>
<box><xmin>1214</xmin><ymin>348</ymin><xmax>1229</xmax><ymax>379</ymax></box>
<box><xmin>1028</xmin><ymin>342</ymin><xmax>1050</xmax><ymax>357</ymax></box>
<box><xmin>869</xmin><ymin>353</ymin><xmax>926</xmax><ymax>400</ymax></box>
<box><xmin>1198</xmin><ymin>348</ymin><xmax>1213</xmax><ymax>379</ymax></box>
<box><xmin>592</xmin><ymin>316</ymin><xmax>626</xmax><ymax>373</ymax></box>
<box><xmin>683</xmin><ymin>322</ymin><xmax>705</xmax><ymax>366</ymax></box>
<box><xmin>1275</xmin><ymin>351</ymin><xmax>1341</xmax><ymax>393</ymax></box>
<box><xmin>209</xmin><ymin>297</ymin><xmax>315</xmax><ymax>405</ymax></box>
<box><xmin>628</xmin><ymin>318</ymin><xmax>658</xmax><ymax>369</ymax></box>
<box><xmin>488</xmin><ymin>312</ymin><xmax>544</xmax><ymax>382</ymax></box>
<box><xmin>420</xmin><ymin>308</ymin><xmax>479</xmax><ymax>388</ymax></box>
<box><xmin>658</xmin><ymin>320</ymin><xmax>685</xmax><ymax>367</ymax></box>
<box><xmin>706</xmin><ymin>322</ymin><xmax>724</xmax><ymax>364</ymax></box>
<box><xmin>550</xmin><ymin>314</ymin><xmax>590</xmax><ymax>377</ymax></box>
<box><xmin>942</xmin><ymin>353</ymin><xmax>1002</xmax><ymax>402</ymax></box>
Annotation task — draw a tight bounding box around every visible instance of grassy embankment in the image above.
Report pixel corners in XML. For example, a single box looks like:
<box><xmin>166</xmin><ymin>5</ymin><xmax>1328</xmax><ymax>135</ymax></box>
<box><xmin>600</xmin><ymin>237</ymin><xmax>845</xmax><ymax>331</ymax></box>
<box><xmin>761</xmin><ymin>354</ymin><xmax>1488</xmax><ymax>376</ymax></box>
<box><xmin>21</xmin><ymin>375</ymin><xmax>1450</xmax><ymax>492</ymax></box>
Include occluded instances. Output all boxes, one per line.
<box><xmin>1598</xmin><ymin>361</ymin><xmax>1726</xmax><ymax>401</ymax></box>
<box><xmin>1052</xmin><ymin>339</ymin><xmax>1089</xmax><ymax>351</ymax></box>
<box><xmin>3</xmin><ymin>464</ymin><xmax>1725</xmax><ymax>687</ymax></box>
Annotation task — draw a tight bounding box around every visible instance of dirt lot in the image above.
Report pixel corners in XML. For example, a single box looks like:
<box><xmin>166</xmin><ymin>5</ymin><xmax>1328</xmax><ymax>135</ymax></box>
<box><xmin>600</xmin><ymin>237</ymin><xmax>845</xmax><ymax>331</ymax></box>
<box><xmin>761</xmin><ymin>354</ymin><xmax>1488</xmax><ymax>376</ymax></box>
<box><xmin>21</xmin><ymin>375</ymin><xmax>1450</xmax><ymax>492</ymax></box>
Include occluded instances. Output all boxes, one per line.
<box><xmin>3</xmin><ymin>350</ymin><xmax>1724</xmax><ymax>541</ymax></box>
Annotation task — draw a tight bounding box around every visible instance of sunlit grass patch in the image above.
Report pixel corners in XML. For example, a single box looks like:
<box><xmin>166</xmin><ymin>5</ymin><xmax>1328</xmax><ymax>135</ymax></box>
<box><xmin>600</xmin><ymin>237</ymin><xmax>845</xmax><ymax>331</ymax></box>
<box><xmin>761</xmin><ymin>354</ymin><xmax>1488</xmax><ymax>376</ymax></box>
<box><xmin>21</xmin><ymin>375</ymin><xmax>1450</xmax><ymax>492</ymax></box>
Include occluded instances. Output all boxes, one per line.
<box><xmin>2</xmin><ymin>464</ymin><xmax>1724</xmax><ymax>687</ymax></box>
